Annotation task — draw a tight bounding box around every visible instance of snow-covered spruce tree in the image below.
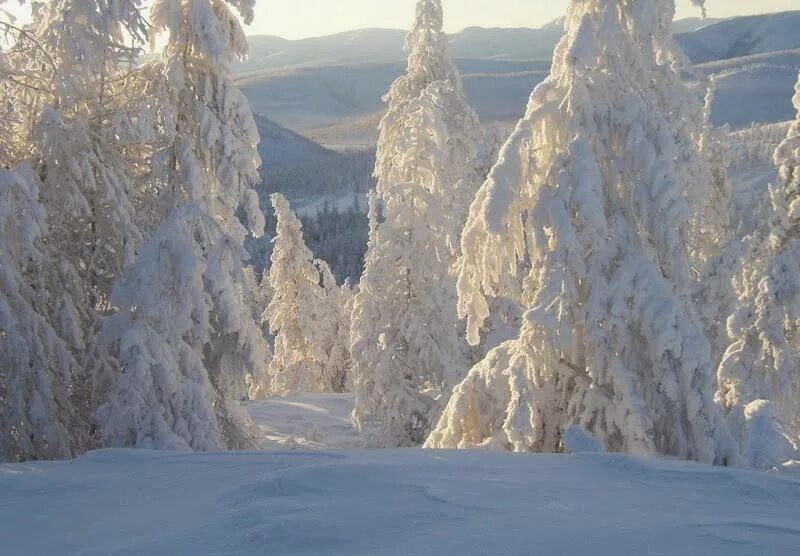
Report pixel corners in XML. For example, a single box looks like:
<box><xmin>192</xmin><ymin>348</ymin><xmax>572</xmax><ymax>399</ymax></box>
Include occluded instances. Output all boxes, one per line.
<box><xmin>26</xmin><ymin>0</ymin><xmax>148</xmax><ymax>318</ymax></box>
<box><xmin>0</xmin><ymin>0</ymin><xmax>150</xmax><ymax>454</ymax></box>
<box><xmin>0</xmin><ymin>166</ymin><xmax>77</xmax><ymax>462</ymax></box>
<box><xmin>349</xmin><ymin>0</ymin><xmax>482</xmax><ymax>446</ymax></box>
<box><xmin>99</xmin><ymin>0</ymin><xmax>268</xmax><ymax>451</ymax></box>
<box><xmin>638</xmin><ymin>10</ymin><xmax>731</xmax><ymax>275</ymax></box>
<box><xmin>98</xmin><ymin>205</ymin><xmax>231</xmax><ymax>450</ymax></box>
<box><xmin>426</xmin><ymin>0</ymin><xmax>736</xmax><ymax>465</ymax></box>
<box><xmin>693</xmin><ymin>77</ymin><xmax>740</xmax><ymax>368</ymax></box>
<box><xmin>317</xmin><ymin>263</ymin><xmax>354</xmax><ymax>393</ymax></box>
<box><xmin>351</xmin><ymin>98</ymin><xmax>466</xmax><ymax>444</ymax></box>
<box><xmin>717</xmin><ymin>71</ymin><xmax>800</xmax><ymax>446</ymax></box>
<box><xmin>266</xmin><ymin>193</ymin><xmax>339</xmax><ymax>394</ymax></box>
<box><xmin>375</xmin><ymin>0</ymin><xmax>482</xmax><ymax>257</ymax></box>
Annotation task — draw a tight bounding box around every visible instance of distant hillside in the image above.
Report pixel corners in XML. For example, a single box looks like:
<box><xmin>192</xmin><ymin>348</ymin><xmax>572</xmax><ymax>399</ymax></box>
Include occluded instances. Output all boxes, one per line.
<box><xmin>676</xmin><ymin>11</ymin><xmax>800</xmax><ymax>64</ymax></box>
<box><xmin>253</xmin><ymin>115</ymin><xmax>374</xmax><ymax>200</ymax></box>
<box><xmin>239</xmin><ymin>26</ymin><xmax>559</xmax><ymax>75</ymax></box>
<box><xmin>240</xmin><ymin>11</ymin><xmax>800</xmax><ymax>146</ymax></box>
<box><xmin>255</xmin><ymin>114</ymin><xmax>331</xmax><ymax>169</ymax></box>
<box><xmin>240</xmin><ymin>25</ymin><xmax>558</xmax><ymax>73</ymax></box>
<box><xmin>239</xmin><ymin>60</ymin><xmax>548</xmax><ymax>141</ymax></box>
<box><xmin>248</xmin><ymin>115</ymin><xmax>372</xmax><ymax>280</ymax></box>
<box><xmin>693</xmin><ymin>49</ymin><xmax>800</xmax><ymax>127</ymax></box>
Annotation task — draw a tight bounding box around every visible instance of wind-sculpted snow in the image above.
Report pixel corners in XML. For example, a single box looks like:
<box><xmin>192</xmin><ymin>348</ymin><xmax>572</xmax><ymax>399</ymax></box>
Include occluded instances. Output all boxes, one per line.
<box><xmin>1</xmin><ymin>449</ymin><xmax>799</xmax><ymax>555</ymax></box>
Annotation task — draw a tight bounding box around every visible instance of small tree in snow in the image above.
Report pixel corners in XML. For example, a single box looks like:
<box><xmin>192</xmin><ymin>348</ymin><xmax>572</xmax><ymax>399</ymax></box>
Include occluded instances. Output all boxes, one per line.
<box><xmin>739</xmin><ymin>400</ymin><xmax>798</xmax><ymax>470</ymax></box>
<box><xmin>426</xmin><ymin>0</ymin><xmax>736</xmax><ymax>465</ymax></box>
<box><xmin>266</xmin><ymin>193</ymin><xmax>350</xmax><ymax>394</ymax></box>
<box><xmin>317</xmin><ymin>263</ymin><xmax>354</xmax><ymax>393</ymax></box>
<box><xmin>717</xmin><ymin>71</ymin><xmax>800</xmax><ymax>447</ymax></box>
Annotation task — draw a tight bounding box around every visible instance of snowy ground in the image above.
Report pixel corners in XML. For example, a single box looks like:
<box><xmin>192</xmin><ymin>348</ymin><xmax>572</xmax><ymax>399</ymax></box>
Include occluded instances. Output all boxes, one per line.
<box><xmin>2</xmin><ymin>447</ymin><xmax>799</xmax><ymax>555</ymax></box>
<box><xmin>2</xmin><ymin>396</ymin><xmax>799</xmax><ymax>554</ymax></box>
<box><xmin>246</xmin><ymin>393</ymin><xmax>365</xmax><ymax>449</ymax></box>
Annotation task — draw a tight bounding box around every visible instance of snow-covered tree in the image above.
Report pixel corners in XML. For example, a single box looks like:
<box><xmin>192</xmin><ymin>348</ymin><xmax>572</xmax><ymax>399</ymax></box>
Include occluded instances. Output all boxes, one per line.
<box><xmin>242</xmin><ymin>264</ymin><xmax>273</xmax><ymax>400</ymax></box>
<box><xmin>350</xmin><ymin>90</ymin><xmax>466</xmax><ymax>444</ymax></box>
<box><xmin>24</xmin><ymin>0</ymin><xmax>148</xmax><ymax>307</ymax></box>
<box><xmin>375</xmin><ymin>0</ymin><xmax>482</xmax><ymax>257</ymax></box>
<box><xmin>426</xmin><ymin>0</ymin><xmax>736</xmax><ymax>465</ymax></box>
<box><xmin>0</xmin><ymin>0</ymin><xmax>151</xmax><ymax>454</ymax></box>
<box><xmin>317</xmin><ymin>265</ymin><xmax>354</xmax><ymax>394</ymax></box>
<box><xmin>0</xmin><ymin>166</ymin><xmax>77</xmax><ymax>462</ymax></box>
<box><xmin>738</xmin><ymin>400</ymin><xmax>798</xmax><ymax>471</ymax></box>
<box><xmin>98</xmin><ymin>205</ymin><xmax>253</xmax><ymax>451</ymax></box>
<box><xmin>693</xmin><ymin>78</ymin><xmax>740</xmax><ymax>367</ymax></box>
<box><xmin>349</xmin><ymin>0</ymin><xmax>480</xmax><ymax>446</ymax></box>
<box><xmin>100</xmin><ymin>0</ymin><xmax>268</xmax><ymax>451</ymax></box>
<box><xmin>266</xmin><ymin>193</ymin><xmax>341</xmax><ymax>394</ymax></box>
<box><xmin>717</xmin><ymin>71</ymin><xmax>800</xmax><ymax>447</ymax></box>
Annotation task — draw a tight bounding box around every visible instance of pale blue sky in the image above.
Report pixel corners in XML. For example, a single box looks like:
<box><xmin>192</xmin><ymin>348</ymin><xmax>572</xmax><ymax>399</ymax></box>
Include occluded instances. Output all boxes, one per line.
<box><xmin>1</xmin><ymin>1</ymin><xmax>795</xmax><ymax>39</ymax></box>
<box><xmin>252</xmin><ymin>0</ymin><xmax>797</xmax><ymax>39</ymax></box>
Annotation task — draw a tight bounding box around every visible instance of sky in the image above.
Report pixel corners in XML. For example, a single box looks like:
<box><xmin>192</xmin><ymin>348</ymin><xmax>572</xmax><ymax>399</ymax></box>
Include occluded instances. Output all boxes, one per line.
<box><xmin>1</xmin><ymin>1</ymin><xmax>796</xmax><ymax>40</ymax></box>
<box><xmin>251</xmin><ymin>0</ymin><xmax>798</xmax><ymax>39</ymax></box>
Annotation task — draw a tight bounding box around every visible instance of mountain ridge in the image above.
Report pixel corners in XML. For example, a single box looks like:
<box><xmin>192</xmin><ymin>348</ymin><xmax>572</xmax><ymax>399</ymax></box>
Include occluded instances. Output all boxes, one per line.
<box><xmin>238</xmin><ymin>12</ymin><xmax>797</xmax><ymax>74</ymax></box>
<box><xmin>239</xmin><ymin>10</ymin><xmax>800</xmax><ymax>146</ymax></box>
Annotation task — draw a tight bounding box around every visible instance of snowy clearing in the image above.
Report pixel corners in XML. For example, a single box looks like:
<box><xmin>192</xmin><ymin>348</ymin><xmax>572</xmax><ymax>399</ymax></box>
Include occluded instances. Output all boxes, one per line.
<box><xmin>246</xmin><ymin>393</ymin><xmax>365</xmax><ymax>449</ymax></box>
<box><xmin>1</xmin><ymin>449</ymin><xmax>799</xmax><ymax>555</ymax></box>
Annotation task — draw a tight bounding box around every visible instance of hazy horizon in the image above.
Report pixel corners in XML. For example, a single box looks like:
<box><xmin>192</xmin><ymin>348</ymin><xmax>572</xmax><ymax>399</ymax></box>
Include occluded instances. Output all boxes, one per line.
<box><xmin>2</xmin><ymin>1</ymin><xmax>797</xmax><ymax>40</ymax></box>
<box><xmin>248</xmin><ymin>0</ymin><xmax>797</xmax><ymax>40</ymax></box>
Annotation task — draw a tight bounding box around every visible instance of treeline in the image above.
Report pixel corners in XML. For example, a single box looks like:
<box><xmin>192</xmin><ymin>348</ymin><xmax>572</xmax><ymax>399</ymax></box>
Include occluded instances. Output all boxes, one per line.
<box><xmin>299</xmin><ymin>198</ymin><xmax>369</xmax><ymax>284</ymax></box>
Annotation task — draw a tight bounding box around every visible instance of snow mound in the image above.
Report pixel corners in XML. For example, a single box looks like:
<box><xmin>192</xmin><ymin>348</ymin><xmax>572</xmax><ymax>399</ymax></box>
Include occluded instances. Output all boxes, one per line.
<box><xmin>742</xmin><ymin>400</ymin><xmax>799</xmax><ymax>471</ymax></box>
<box><xmin>1</xmin><ymin>449</ymin><xmax>799</xmax><ymax>555</ymax></box>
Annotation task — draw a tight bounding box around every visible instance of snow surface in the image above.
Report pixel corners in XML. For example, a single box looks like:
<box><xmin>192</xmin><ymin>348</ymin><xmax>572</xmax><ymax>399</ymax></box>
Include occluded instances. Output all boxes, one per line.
<box><xmin>247</xmin><ymin>394</ymin><xmax>366</xmax><ymax>449</ymax></box>
<box><xmin>1</xmin><ymin>447</ymin><xmax>799</xmax><ymax>555</ymax></box>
